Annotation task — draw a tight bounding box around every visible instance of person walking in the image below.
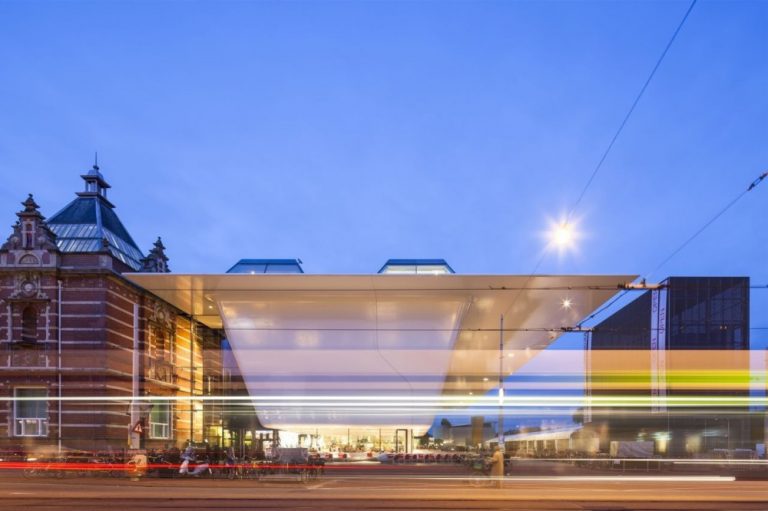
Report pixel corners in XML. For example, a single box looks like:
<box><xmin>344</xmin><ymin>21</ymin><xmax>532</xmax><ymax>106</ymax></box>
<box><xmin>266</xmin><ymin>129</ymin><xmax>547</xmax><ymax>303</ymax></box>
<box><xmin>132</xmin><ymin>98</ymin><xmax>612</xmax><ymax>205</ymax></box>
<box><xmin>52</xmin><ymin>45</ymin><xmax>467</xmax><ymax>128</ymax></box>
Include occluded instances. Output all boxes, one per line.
<box><xmin>127</xmin><ymin>451</ymin><xmax>147</xmax><ymax>481</ymax></box>
<box><xmin>490</xmin><ymin>446</ymin><xmax>504</xmax><ymax>488</ymax></box>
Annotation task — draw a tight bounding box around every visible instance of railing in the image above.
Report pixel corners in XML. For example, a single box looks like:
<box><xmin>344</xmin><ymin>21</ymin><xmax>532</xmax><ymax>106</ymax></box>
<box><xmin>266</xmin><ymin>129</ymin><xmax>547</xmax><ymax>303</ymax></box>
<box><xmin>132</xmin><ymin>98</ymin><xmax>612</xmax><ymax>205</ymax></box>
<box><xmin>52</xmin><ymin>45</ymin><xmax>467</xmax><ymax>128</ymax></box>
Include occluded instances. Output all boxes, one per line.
<box><xmin>14</xmin><ymin>418</ymin><xmax>49</xmax><ymax>437</ymax></box>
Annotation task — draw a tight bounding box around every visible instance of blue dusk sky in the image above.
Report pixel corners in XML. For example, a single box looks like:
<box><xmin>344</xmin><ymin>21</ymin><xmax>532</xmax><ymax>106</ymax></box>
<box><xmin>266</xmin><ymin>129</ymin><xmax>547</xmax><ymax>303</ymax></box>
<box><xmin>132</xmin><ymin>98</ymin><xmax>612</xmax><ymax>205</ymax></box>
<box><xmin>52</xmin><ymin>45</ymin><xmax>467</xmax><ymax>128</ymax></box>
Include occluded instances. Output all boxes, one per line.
<box><xmin>0</xmin><ymin>1</ymin><xmax>766</xmax><ymax>341</ymax></box>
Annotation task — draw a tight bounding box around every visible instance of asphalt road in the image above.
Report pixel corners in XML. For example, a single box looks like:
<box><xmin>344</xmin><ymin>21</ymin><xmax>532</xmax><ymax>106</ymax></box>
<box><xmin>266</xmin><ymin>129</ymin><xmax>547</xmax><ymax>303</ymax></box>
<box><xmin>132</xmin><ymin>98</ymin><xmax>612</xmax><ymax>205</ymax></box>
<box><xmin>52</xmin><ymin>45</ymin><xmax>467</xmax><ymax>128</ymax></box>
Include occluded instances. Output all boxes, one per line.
<box><xmin>1</xmin><ymin>470</ymin><xmax>767</xmax><ymax>511</ymax></box>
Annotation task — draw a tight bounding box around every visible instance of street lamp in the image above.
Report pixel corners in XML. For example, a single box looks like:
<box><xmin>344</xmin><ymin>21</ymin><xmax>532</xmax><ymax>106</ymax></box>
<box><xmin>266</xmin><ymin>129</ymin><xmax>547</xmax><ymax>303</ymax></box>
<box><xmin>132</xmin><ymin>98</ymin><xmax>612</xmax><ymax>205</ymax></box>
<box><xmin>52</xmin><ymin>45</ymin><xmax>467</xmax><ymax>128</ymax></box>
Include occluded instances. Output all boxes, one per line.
<box><xmin>498</xmin><ymin>315</ymin><xmax>504</xmax><ymax>451</ymax></box>
<box><xmin>552</xmin><ymin>222</ymin><xmax>574</xmax><ymax>248</ymax></box>
<box><xmin>546</xmin><ymin>219</ymin><xmax>581</xmax><ymax>255</ymax></box>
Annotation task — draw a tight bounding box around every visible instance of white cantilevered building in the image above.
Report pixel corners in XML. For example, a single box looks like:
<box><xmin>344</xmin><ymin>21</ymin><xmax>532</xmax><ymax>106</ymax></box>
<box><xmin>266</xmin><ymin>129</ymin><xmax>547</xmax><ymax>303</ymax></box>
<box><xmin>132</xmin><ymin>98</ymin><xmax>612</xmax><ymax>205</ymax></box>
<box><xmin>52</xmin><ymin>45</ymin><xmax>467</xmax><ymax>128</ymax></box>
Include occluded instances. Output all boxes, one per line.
<box><xmin>128</xmin><ymin>260</ymin><xmax>635</xmax><ymax>446</ymax></box>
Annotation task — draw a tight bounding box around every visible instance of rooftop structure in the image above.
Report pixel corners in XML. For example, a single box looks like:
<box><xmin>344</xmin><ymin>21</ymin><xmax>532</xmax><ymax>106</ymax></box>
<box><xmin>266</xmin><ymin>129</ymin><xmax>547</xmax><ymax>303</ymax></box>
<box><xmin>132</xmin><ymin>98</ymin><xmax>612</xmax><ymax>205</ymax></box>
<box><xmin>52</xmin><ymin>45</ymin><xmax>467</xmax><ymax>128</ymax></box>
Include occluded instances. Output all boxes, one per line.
<box><xmin>227</xmin><ymin>259</ymin><xmax>304</xmax><ymax>274</ymax></box>
<box><xmin>378</xmin><ymin>259</ymin><xmax>454</xmax><ymax>274</ymax></box>
<box><xmin>47</xmin><ymin>164</ymin><xmax>144</xmax><ymax>270</ymax></box>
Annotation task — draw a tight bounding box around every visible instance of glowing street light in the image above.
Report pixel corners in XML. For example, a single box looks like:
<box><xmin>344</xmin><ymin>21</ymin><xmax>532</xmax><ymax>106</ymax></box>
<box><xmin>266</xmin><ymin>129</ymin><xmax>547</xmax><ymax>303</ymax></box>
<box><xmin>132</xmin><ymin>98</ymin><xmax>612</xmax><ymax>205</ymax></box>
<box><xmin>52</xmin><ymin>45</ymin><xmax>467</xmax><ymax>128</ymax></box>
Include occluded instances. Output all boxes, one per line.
<box><xmin>551</xmin><ymin>222</ymin><xmax>574</xmax><ymax>248</ymax></box>
<box><xmin>544</xmin><ymin>218</ymin><xmax>582</xmax><ymax>256</ymax></box>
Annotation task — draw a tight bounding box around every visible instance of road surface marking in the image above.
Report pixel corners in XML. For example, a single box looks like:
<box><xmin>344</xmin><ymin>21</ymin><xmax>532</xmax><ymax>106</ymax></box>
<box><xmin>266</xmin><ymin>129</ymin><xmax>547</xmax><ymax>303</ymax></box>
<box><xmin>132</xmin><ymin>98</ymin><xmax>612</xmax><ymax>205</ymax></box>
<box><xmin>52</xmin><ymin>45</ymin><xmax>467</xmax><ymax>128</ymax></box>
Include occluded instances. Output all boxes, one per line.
<box><xmin>307</xmin><ymin>481</ymin><xmax>333</xmax><ymax>490</ymax></box>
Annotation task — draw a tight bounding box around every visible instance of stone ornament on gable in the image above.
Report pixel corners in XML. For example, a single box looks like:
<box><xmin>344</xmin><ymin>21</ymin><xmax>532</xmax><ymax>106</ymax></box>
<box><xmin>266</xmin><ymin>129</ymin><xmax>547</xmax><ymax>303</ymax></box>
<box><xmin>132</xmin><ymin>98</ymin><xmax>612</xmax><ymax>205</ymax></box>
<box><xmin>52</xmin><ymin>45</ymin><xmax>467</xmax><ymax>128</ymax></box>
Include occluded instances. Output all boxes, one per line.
<box><xmin>150</xmin><ymin>301</ymin><xmax>175</xmax><ymax>330</ymax></box>
<box><xmin>18</xmin><ymin>254</ymin><xmax>39</xmax><ymax>265</ymax></box>
<box><xmin>8</xmin><ymin>272</ymin><xmax>49</xmax><ymax>301</ymax></box>
<box><xmin>1</xmin><ymin>223</ymin><xmax>22</xmax><ymax>251</ymax></box>
<box><xmin>20</xmin><ymin>280</ymin><xmax>37</xmax><ymax>297</ymax></box>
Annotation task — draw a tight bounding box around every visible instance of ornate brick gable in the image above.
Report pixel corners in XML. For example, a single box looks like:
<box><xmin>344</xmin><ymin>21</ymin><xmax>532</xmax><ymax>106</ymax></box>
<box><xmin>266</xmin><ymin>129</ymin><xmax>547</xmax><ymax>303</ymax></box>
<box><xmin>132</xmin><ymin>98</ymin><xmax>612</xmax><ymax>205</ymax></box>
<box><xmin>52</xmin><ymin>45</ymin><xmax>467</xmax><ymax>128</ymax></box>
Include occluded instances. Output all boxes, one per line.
<box><xmin>0</xmin><ymin>194</ymin><xmax>60</xmax><ymax>268</ymax></box>
<box><xmin>140</xmin><ymin>237</ymin><xmax>171</xmax><ymax>273</ymax></box>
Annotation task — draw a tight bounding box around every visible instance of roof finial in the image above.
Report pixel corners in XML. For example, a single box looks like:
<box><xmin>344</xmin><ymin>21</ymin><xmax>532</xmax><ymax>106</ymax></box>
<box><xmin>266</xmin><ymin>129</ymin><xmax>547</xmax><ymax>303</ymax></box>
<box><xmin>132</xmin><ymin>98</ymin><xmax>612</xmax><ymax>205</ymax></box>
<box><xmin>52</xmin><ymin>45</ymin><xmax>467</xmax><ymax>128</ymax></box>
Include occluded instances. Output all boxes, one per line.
<box><xmin>93</xmin><ymin>151</ymin><xmax>99</xmax><ymax>171</ymax></box>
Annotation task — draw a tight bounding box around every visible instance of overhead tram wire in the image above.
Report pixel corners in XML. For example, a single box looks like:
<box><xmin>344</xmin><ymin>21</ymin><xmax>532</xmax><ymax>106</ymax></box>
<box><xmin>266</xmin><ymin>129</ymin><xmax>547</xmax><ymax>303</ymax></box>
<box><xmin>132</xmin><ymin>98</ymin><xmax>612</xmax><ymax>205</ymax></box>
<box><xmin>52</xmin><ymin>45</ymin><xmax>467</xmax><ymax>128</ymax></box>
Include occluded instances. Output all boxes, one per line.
<box><xmin>134</xmin><ymin>282</ymin><xmax>768</xmax><ymax>292</ymax></box>
<box><xmin>578</xmin><ymin>170</ymin><xmax>768</xmax><ymax>328</ymax></box>
<box><xmin>647</xmin><ymin>170</ymin><xmax>768</xmax><ymax>279</ymax></box>
<box><xmin>147</xmin><ymin>179</ymin><xmax>766</xmax><ymax>336</ymax></box>
<box><xmin>501</xmin><ymin>1</ymin><xmax>699</xmax><ymax>322</ymax></box>
<box><xmin>138</xmin><ymin>284</ymin><xmax>645</xmax><ymax>292</ymax></box>
<box><xmin>213</xmin><ymin>325</ymin><xmax>768</xmax><ymax>332</ymax></box>
<box><xmin>566</xmin><ymin>0</ymin><xmax>699</xmax><ymax>222</ymax></box>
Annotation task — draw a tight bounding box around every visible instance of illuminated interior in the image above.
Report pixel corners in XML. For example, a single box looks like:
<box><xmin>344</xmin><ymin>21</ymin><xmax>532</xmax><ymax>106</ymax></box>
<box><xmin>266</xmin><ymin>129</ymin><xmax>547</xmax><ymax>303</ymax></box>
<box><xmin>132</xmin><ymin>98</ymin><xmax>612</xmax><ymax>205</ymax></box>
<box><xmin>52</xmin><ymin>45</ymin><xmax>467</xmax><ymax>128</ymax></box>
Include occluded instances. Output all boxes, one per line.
<box><xmin>127</xmin><ymin>273</ymin><xmax>636</xmax><ymax>440</ymax></box>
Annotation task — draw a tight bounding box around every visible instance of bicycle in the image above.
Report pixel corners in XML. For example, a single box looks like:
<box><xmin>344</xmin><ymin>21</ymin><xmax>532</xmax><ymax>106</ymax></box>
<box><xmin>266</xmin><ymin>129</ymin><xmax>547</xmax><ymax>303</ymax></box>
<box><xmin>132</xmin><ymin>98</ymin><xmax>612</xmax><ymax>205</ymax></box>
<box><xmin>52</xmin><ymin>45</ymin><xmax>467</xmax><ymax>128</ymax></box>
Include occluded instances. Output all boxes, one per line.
<box><xmin>466</xmin><ymin>457</ymin><xmax>494</xmax><ymax>488</ymax></box>
<box><xmin>22</xmin><ymin>457</ymin><xmax>65</xmax><ymax>478</ymax></box>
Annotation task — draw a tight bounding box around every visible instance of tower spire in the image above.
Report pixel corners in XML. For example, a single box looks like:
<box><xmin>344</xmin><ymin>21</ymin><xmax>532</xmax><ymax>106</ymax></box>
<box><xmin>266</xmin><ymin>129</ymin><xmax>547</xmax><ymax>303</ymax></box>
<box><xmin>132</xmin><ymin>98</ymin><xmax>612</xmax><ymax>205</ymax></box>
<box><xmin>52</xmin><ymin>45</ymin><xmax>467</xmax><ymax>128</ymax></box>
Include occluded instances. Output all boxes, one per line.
<box><xmin>78</xmin><ymin>158</ymin><xmax>112</xmax><ymax>206</ymax></box>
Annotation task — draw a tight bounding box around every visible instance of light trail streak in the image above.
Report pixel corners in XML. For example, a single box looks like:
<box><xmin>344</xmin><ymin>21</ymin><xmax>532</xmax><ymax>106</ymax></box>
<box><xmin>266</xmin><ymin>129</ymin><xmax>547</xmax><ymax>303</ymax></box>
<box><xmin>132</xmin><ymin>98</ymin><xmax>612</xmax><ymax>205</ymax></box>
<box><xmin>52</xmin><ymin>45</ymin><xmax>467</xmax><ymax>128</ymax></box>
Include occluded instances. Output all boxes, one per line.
<box><xmin>437</xmin><ymin>475</ymin><xmax>736</xmax><ymax>482</ymax></box>
<box><xmin>0</xmin><ymin>459</ymin><xmax>747</xmax><ymax>478</ymax></box>
<box><xmin>673</xmin><ymin>460</ymin><xmax>768</xmax><ymax>465</ymax></box>
<box><xmin>3</xmin><ymin>394</ymin><xmax>766</xmax><ymax>406</ymax></box>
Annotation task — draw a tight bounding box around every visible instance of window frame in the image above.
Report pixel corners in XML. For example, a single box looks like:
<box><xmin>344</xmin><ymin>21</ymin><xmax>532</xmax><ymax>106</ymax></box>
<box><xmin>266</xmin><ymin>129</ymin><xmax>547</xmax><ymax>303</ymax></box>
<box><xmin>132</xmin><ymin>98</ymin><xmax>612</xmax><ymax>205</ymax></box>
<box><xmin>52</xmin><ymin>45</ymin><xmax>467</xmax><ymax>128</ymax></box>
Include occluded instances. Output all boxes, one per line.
<box><xmin>148</xmin><ymin>400</ymin><xmax>172</xmax><ymax>440</ymax></box>
<box><xmin>13</xmin><ymin>387</ymin><xmax>49</xmax><ymax>437</ymax></box>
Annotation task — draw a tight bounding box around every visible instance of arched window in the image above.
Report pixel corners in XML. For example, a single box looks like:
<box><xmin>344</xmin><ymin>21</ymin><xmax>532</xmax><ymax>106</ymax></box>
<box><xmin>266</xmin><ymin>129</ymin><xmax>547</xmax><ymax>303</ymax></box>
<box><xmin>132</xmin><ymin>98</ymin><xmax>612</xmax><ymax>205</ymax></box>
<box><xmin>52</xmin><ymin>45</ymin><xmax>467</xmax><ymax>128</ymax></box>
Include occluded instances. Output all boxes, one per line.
<box><xmin>21</xmin><ymin>306</ymin><xmax>37</xmax><ymax>343</ymax></box>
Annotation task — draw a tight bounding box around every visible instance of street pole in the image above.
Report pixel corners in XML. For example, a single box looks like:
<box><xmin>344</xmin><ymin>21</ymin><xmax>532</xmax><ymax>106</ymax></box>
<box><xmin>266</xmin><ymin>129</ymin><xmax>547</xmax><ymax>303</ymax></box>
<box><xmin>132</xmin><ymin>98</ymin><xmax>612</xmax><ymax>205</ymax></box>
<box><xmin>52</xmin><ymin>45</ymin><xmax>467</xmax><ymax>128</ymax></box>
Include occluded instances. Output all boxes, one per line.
<box><xmin>498</xmin><ymin>314</ymin><xmax>504</xmax><ymax>451</ymax></box>
<box><xmin>130</xmin><ymin>302</ymin><xmax>139</xmax><ymax>449</ymax></box>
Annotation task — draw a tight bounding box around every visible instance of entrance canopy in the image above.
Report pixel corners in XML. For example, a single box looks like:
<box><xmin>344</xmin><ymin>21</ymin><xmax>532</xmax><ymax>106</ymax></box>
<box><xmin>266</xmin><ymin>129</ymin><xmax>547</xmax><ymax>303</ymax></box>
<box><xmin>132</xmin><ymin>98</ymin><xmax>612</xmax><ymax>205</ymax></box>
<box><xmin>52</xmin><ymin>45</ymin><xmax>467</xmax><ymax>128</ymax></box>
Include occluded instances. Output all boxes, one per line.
<box><xmin>127</xmin><ymin>273</ymin><xmax>635</xmax><ymax>436</ymax></box>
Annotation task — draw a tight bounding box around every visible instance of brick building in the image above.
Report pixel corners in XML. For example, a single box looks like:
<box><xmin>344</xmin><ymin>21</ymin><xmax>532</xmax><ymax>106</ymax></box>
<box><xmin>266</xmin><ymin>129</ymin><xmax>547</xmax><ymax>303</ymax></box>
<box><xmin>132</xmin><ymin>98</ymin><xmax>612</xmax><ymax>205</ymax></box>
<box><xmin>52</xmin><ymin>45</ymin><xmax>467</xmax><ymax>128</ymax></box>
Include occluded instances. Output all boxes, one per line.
<box><xmin>0</xmin><ymin>164</ymin><xmax>225</xmax><ymax>453</ymax></box>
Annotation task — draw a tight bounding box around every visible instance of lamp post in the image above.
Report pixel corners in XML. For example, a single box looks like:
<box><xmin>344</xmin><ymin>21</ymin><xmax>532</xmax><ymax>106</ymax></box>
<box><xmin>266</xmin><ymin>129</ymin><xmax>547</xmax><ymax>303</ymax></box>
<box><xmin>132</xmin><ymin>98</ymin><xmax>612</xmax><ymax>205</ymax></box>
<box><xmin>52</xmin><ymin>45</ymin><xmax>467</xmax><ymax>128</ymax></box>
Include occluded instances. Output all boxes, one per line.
<box><xmin>498</xmin><ymin>314</ymin><xmax>504</xmax><ymax>451</ymax></box>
